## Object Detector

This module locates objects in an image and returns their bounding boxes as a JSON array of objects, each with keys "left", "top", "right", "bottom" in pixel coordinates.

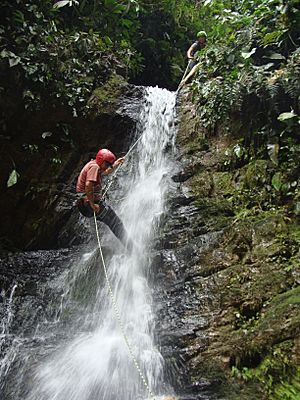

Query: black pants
[
  {"left": 187, "top": 59, "right": 197, "bottom": 72},
  {"left": 78, "top": 200, "right": 131, "bottom": 249}
]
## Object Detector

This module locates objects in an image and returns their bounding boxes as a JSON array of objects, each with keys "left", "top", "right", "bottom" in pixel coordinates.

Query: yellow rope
[
  {"left": 176, "top": 60, "right": 191, "bottom": 92},
  {"left": 93, "top": 212, "right": 156, "bottom": 400}
]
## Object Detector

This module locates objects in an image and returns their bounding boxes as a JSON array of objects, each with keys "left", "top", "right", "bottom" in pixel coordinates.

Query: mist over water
[{"left": 18, "top": 87, "right": 177, "bottom": 400}]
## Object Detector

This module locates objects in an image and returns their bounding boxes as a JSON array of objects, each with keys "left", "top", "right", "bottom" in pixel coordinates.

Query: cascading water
[
  {"left": 0, "top": 284, "right": 19, "bottom": 378},
  {"left": 0, "top": 87, "right": 177, "bottom": 400}
]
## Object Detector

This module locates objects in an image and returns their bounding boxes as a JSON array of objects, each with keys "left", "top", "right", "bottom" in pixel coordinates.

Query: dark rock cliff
[
  {"left": 0, "top": 76, "right": 144, "bottom": 252},
  {"left": 156, "top": 89, "right": 300, "bottom": 399}
]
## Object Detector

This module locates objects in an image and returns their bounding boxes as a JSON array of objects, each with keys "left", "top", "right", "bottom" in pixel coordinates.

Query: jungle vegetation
[
  {"left": 0, "top": 1, "right": 299, "bottom": 398},
  {"left": 189, "top": 0, "right": 300, "bottom": 217},
  {"left": 2, "top": 0, "right": 298, "bottom": 213},
  {"left": 1, "top": 0, "right": 299, "bottom": 129}
]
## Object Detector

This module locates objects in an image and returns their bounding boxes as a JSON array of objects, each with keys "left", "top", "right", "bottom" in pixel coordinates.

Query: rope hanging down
[
  {"left": 93, "top": 214, "right": 156, "bottom": 400},
  {"left": 94, "top": 134, "right": 156, "bottom": 399},
  {"left": 176, "top": 61, "right": 191, "bottom": 92}
]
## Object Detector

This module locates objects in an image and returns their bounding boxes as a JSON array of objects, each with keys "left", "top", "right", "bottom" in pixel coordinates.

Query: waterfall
[
  {"left": 0, "top": 284, "right": 18, "bottom": 378},
  {"left": 10, "top": 87, "right": 177, "bottom": 400}
]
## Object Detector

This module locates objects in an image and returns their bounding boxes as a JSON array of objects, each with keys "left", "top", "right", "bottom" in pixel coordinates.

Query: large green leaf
[
  {"left": 53, "top": 1, "right": 70, "bottom": 9},
  {"left": 277, "top": 111, "right": 297, "bottom": 122},
  {"left": 241, "top": 48, "right": 256, "bottom": 59},
  {"left": 267, "top": 143, "right": 279, "bottom": 165},
  {"left": 42, "top": 131, "right": 53, "bottom": 139},
  {"left": 1, "top": 49, "right": 21, "bottom": 67},
  {"left": 7, "top": 169, "right": 20, "bottom": 188},
  {"left": 233, "top": 144, "right": 244, "bottom": 158},
  {"left": 271, "top": 172, "right": 283, "bottom": 191},
  {"left": 265, "top": 52, "right": 286, "bottom": 60}
]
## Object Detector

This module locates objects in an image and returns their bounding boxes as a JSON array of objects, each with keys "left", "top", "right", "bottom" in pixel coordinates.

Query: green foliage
[
  {"left": 272, "top": 172, "right": 284, "bottom": 191},
  {"left": 232, "top": 343, "right": 300, "bottom": 400},
  {"left": 190, "top": 0, "right": 299, "bottom": 130},
  {"left": 234, "top": 309, "right": 260, "bottom": 331},
  {"left": 132, "top": 0, "right": 216, "bottom": 87},
  {"left": 0, "top": 0, "right": 142, "bottom": 113},
  {"left": 7, "top": 169, "right": 20, "bottom": 188},
  {"left": 278, "top": 110, "right": 298, "bottom": 122},
  {"left": 223, "top": 142, "right": 248, "bottom": 169},
  {"left": 1, "top": 0, "right": 146, "bottom": 189},
  {"left": 1, "top": 0, "right": 299, "bottom": 199},
  {"left": 185, "top": 0, "right": 299, "bottom": 219}
]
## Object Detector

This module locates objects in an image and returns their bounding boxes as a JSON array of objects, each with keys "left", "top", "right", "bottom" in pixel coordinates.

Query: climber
[
  {"left": 187, "top": 31, "right": 207, "bottom": 70},
  {"left": 178, "top": 30, "right": 207, "bottom": 89},
  {"left": 76, "top": 148, "right": 133, "bottom": 251}
]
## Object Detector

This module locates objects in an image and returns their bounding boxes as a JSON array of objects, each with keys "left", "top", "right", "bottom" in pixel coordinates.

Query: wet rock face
[
  {"left": 0, "top": 79, "right": 144, "bottom": 252},
  {"left": 0, "top": 241, "right": 119, "bottom": 400},
  {"left": 155, "top": 91, "right": 300, "bottom": 399},
  {"left": 0, "top": 248, "right": 77, "bottom": 331}
]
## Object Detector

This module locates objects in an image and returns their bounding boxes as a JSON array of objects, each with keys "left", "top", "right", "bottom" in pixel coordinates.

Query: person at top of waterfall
[
  {"left": 187, "top": 31, "right": 207, "bottom": 70},
  {"left": 179, "top": 30, "right": 207, "bottom": 89},
  {"left": 76, "top": 148, "right": 133, "bottom": 251}
]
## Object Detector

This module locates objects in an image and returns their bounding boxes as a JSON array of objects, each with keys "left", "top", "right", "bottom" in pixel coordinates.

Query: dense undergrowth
[
  {"left": 181, "top": 1, "right": 300, "bottom": 398},
  {"left": 0, "top": 0, "right": 203, "bottom": 114},
  {"left": 188, "top": 0, "right": 300, "bottom": 220}
]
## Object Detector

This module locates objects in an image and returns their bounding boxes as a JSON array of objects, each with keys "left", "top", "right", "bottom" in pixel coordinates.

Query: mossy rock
[
  {"left": 232, "top": 333, "right": 300, "bottom": 399},
  {"left": 213, "top": 171, "right": 237, "bottom": 197},
  {"left": 239, "top": 159, "right": 270, "bottom": 190},
  {"left": 189, "top": 170, "right": 213, "bottom": 198},
  {"left": 187, "top": 152, "right": 236, "bottom": 198},
  {"left": 88, "top": 74, "right": 127, "bottom": 115},
  {"left": 176, "top": 98, "right": 206, "bottom": 150},
  {"left": 250, "top": 214, "right": 289, "bottom": 259},
  {"left": 183, "top": 137, "right": 209, "bottom": 155},
  {"left": 269, "top": 286, "right": 300, "bottom": 314},
  {"left": 195, "top": 197, "right": 234, "bottom": 217},
  {"left": 289, "top": 223, "right": 300, "bottom": 245}
]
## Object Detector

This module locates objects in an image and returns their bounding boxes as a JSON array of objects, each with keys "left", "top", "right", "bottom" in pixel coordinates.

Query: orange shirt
[{"left": 76, "top": 159, "right": 102, "bottom": 193}]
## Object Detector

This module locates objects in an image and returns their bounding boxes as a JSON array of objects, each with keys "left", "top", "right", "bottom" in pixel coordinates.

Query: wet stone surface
[{"left": 0, "top": 247, "right": 81, "bottom": 334}]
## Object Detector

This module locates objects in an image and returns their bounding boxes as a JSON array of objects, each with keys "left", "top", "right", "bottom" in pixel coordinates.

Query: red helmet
[{"left": 96, "top": 149, "right": 116, "bottom": 166}]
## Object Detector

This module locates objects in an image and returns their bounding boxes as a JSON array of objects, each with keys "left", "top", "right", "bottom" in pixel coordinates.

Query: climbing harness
[{"left": 93, "top": 133, "right": 156, "bottom": 399}]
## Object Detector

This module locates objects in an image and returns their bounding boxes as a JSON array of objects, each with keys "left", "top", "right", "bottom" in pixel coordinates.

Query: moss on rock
[
  {"left": 213, "top": 171, "right": 237, "bottom": 197},
  {"left": 172, "top": 90, "right": 300, "bottom": 399},
  {"left": 239, "top": 160, "right": 270, "bottom": 191},
  {"left": 189, "top": 170, "right": 213, "bottom": 198},
  {"left": 88, "top": 74, "right": 127, "bottom": 115}
]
